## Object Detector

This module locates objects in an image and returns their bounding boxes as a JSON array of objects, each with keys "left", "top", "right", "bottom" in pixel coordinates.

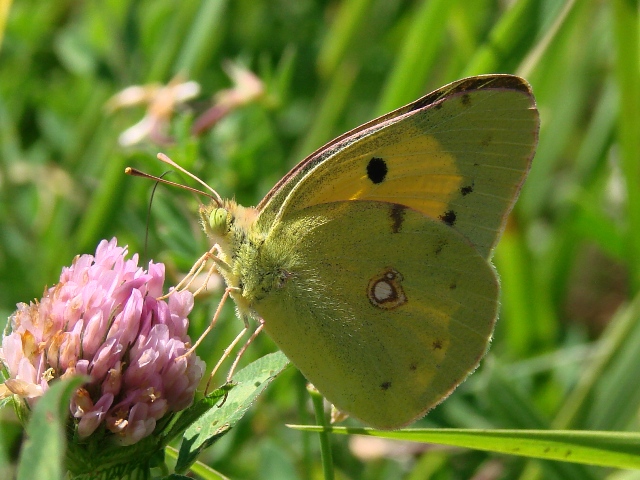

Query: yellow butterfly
[{"left": 199, "top": 74, "right": 539, "bottom": 429}]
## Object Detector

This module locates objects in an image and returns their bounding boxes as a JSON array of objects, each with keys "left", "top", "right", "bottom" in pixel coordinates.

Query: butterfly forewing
[{"left": 256, "top": 75, "right": 538, "bottom": 259}]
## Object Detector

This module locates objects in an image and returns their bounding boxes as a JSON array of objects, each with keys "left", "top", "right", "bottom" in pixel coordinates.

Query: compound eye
[{"left": 209, "top": 208, "right": 228, "bottom": 235}]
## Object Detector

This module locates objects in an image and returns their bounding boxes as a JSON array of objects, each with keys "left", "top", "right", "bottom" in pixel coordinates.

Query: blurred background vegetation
[{"left": 1, "top": 0, "right": 640, "bottom": 478}]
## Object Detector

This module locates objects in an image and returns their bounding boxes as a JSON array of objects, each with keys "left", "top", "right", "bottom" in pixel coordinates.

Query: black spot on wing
[
  {"left": 439, "top": 210, "right": 457, "bottom": 226},
  {"left": 380, "top": 381, "right": 391, "bottom": 391},
  {"left": 461, "top": 184, "right": 474, "bottom": 196},
  {"left": 481, "top": 133, "right": 493, "bottom": 147},
  {"left": 367, "top": 157, "right": 387, "bottom": 184},
  {"left": 390, "top": 204, "right": 406, "bottom": 233},
  {"left": 434, "top": 240, "right": 447, "bottom": 255}
]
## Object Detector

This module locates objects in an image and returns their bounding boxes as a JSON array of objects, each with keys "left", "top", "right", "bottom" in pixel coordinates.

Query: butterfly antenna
[
  {"left": 125, "top": 167, "right": 221, "bottom": 205},
  {"left": 156, "top": 153, "right": 224, "bottom": 206},
  {"left": 143, "top": 171, "right": 169, "bottom": 261}
]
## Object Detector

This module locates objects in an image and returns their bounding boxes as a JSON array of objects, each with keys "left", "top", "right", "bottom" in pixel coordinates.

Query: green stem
[{"left": 309, "top": 386, "right": 334, "bottom": 480}]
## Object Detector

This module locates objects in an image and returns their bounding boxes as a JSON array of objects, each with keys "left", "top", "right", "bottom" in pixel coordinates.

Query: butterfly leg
[
  {"left": 190, "top": 249, "right": 227, "bottom": 297},
  {"left": 226, "top": 319, "right": 265, "bottom": 382},
  {"left": 204, "top": 318, "right": 265, "bottom": 394},
  {"left": 162, "top": 244, "right": 221, "bottom": 298},
  {"left": 178, "top": 285, "right": 237, "bottom": 361},
  {"left": 204, "top": 320, "right": 248, "bottom": 393}
]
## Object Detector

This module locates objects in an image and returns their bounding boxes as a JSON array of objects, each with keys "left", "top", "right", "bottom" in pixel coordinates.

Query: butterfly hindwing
[{"left": 246, "top": 200, "right": 499, "bottom": 429}]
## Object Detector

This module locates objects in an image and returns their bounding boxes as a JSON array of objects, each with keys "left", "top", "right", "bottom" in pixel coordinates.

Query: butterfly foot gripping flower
[{"left": 0, "top": 238, "right": 205, "bottom": 475}]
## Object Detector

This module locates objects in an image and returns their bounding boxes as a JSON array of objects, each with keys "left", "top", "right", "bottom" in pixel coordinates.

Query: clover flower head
[{"left": 0, "top": 238, "right": 205, "bottom": 445}]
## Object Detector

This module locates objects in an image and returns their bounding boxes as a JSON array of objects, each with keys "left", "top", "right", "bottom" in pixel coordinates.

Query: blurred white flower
[
  {"left": 107, "top": 77, "right": 200, "bottom": 146},
  {"left": 192, "top": 62, "right": 265, "bottom": 135}
]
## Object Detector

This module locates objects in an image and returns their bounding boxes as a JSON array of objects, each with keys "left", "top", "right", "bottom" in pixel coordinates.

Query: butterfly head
[
  {"left": 200, "top": 200, "right": 259, "bottom": 247},
  {"left": 199, "top": 199, "right": 261, "bottom": 318}
]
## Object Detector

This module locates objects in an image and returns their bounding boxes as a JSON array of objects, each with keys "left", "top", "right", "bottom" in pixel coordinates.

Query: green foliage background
[{"left": 1, "top": 0, "right": 640, "bottom": 478}]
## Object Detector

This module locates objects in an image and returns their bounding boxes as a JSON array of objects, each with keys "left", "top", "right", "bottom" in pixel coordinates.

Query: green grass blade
[
  {"left": 173, "top": 0, "right": 227, "bottom": 77},
  {"left": 375, "top": 0, "right": 453, "bottom": 115},
  {"left": 290, "top": 426, "right": 640, "bottom": 470},
  {"left": 317, "top": 0, "right": 373, "bottom": 79},
  {"left": 463, "top": 0, "right": 539, "bottom": 75},
  {"left": 612, "top": 0, "right": 640, "bottom": 292}
]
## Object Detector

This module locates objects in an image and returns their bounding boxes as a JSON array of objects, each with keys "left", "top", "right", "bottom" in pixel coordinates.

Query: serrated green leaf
[{"left": 175, "top": 352, "right": 289, "bottom": 473}]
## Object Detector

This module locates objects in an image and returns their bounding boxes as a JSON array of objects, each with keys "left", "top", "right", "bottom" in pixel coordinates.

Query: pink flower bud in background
[{"left": 0, "top": 238, "right": 205, "bottom": 446}]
